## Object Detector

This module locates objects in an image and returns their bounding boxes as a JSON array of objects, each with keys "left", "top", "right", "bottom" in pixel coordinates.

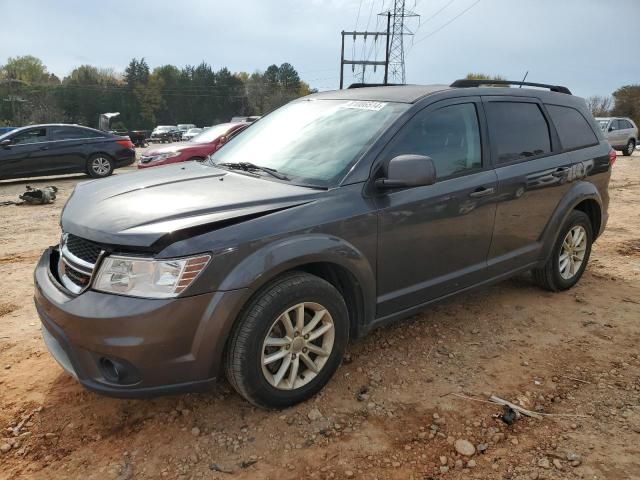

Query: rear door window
[
  {"left": 387, "top": 102, "right": 482, "bottom": 179},
  {"left": 546, "top": 105, "right": 598, "bottom": 150},
  {"left": 485, "top": 101, "right": 551, "bottom": 164},
  {"left": 51, "top": 126, "right": 103, "bottom": 140}
]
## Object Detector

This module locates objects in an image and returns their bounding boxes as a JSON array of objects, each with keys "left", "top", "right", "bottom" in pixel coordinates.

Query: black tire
[
  {"left": 225, "top": 272, "right": 349, "bottom": 409},
  {"left": 532, "top": 210, "right": 593, "bottom": 292},
  {"left": 623, "top": 139, "right": 636, "bottom": 156},
  {"left": 87, "top": 154, "right": 114, "bottom": 178}
]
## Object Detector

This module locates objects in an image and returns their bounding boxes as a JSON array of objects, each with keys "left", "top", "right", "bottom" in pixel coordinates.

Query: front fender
[
  {"left": 218, "top": 234, "right": 376, "bottom": 317},
  {"left": 540, "top": 180, "right": 603, "bottom": 261}
]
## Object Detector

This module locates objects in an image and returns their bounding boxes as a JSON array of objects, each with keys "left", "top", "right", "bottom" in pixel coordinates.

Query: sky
[{"left": 0, "top": 0, "right": 638, "bottom": 98}]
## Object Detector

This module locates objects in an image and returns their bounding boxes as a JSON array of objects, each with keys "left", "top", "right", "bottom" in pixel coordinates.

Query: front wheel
[
  {"left": 532, "top": 210, "right": 593, "bottom": 291},
  {"left": 623, "top": 139, "right": 636, "bottom": 156},
  {"left": 87, "top": 154, "right": 114, "bottom": 178},
  {"left": 225, "top": 272, "right": 349, "bottom": 408}
]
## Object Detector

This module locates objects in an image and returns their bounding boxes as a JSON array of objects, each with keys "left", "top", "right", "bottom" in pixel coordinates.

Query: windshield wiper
[{"left": 216, "top": 162, "right": 290, "bottom": 180}]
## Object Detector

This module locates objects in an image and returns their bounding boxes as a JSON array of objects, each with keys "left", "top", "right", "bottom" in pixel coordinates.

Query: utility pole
[
  {"left": 378, "top": 0, "right": 419, "bottom": 84},
  {"left": 339, "top": 12, "right": 391, "bottom": 89}
]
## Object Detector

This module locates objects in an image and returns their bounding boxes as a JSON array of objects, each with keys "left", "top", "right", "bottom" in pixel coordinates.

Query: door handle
[
  {"left": 469, "top": 186, "right": 495, "bottom": 198},
  {"left": 551, "top": 167, "right": 570, "bottom": 177}
]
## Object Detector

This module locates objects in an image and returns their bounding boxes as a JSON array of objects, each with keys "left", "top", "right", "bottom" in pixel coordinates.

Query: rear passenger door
[
  {"left": 608, "top": 120, "right": 625, "bottom": 147},
  {"left": 484, "top": 97, "right": 575, "bottom": 276},
  {"left": 49, "top": 126, "right": 102, "bottom": 173}
]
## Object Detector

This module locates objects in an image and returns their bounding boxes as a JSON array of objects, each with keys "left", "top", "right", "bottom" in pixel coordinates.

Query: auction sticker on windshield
[{"left": 341, "top": 101, "right": 387, "bottom": 111}]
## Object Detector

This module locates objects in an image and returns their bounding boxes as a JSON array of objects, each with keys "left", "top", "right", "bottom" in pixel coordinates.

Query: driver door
[
  {"left": 375, "top": 98, "right": 498, "bottom": 317},
  {"left": 0, "top": 127, "right": 50, "bottom": 179}
]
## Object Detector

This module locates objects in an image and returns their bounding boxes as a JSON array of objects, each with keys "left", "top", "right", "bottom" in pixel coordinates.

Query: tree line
[{"left": 0, "top": 55, "right": 316, "bottom": 130}]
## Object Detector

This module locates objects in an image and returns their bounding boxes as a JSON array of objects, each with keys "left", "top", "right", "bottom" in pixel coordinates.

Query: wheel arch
[
  {"left": 540, "top": 181, "right": 603, "bottom": 262},
  {"left": 217, "top": 234, "right": 376, "bottom": 337}
]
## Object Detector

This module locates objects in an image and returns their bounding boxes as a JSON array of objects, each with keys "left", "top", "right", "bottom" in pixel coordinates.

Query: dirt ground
[{"left": 0, "top": 152, "right": 639, "bottom": 480}]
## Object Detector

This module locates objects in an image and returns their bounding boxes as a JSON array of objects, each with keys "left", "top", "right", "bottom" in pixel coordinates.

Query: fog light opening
[{"left": 100, "top": 357, "right": 123, "bottom": 382}]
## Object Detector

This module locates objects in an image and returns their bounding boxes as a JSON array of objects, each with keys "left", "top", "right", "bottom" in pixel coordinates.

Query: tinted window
[
  {"left": 387, "top": 103, "right": 482, "bottom": 179},
  {"left": 485, "top": 102, "right": 551, "bottom": 163},
  {"left": 11, "top": 128, "right": 47, "bottom": 145},
  {"left": 546, "top": 105, "right": 597, "bottom": 150},
  {"left": 51, "top": 126, "right": 103, "bottom": 140},
  {"left": 611, "top": 120, "right": 622, "bottom": 130},
  {"left": 620, "top": 119, "right": 633, "bottom": 129}
]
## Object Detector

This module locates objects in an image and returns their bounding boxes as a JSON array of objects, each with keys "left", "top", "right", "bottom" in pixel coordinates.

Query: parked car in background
[
  {"left": 0, "top": 126, "right": 17, "bottom": 136},
  {"left": 150, "top": 125, "right": 178, "bottom": 143},
  {"left": 230, "top": 116, "right": 261, "bottom": 123},
  {"left": 138, "top": 122, "right": 248, "bottom": 169},
  {"left": 0, "top": 124, "right": 135, "bottom": 180},
  {"left": 177, "top": 124, "right": 196, "bottom": 140},
  {"left": 181, "top": 128, "right": 202, "bottom": 141},
  {"left": 35, "top": 80, "right": 612, "bottom": 407},
  {"left": 595, "top": 117, "right": 637, "bottom": 156}
]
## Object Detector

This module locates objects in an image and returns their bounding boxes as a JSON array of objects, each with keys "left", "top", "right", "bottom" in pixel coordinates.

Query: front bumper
[{"left": 34, "top": 247, "right": 249, "bottom": 397}]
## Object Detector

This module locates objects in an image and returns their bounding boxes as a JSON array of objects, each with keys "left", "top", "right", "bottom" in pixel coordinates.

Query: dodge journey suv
[{"left": 35, "top": 79, "right": 612, "bottom": 408}]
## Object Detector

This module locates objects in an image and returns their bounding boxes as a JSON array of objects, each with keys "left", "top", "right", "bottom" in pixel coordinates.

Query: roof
[{"left": 307, "top": 84, "right": 452, "bottom": 104}]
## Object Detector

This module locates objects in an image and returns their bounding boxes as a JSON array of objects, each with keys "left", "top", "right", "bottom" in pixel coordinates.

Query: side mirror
[
  {"left": 376, "top": 154, "right": 436, "bottom": 189},
  {"left": 0, "top": 139, "right": 11, "bottom": 148}
]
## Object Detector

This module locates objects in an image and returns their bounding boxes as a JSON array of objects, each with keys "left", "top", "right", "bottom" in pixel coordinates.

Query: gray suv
[
  {"left": 595, "top": 116, "right": 637, "bottom": 156},
  {"left": 34, "top": 79, "right": 612, "bottom": 408}
]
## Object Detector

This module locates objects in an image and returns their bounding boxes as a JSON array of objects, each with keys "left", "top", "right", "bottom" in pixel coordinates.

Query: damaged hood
[{"left": 61, "top": 162, "right": 319, "bottom": 248}]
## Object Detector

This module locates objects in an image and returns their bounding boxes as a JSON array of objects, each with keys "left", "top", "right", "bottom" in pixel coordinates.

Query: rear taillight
[
  {"left": 116, "top": 139, "right": 134, "bottom": 149},
  {"left": 608, "top": 148, "right": 616, "bottom": 167}
]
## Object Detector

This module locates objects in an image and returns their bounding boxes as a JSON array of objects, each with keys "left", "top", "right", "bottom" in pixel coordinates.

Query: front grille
[
  {"left": 65, "top": 234, "right": 102, "bottom": 264},
  {"left": 57, "top": 233, "right": 104, "bottom": 294},
  {"left": 64, "top": 265, "right": 91, "bottom": 288}
]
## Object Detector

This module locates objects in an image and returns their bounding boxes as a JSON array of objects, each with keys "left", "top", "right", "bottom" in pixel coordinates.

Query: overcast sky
[{"left": 1, "top": 0, "right": 638, "bottom": 98}]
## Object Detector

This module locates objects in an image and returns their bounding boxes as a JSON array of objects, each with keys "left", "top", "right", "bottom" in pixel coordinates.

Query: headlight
[
  {"left": 151, "top": 151, "right": 182, "bottom": 161},
  {"left": 94, "top": 254, "right": 210, "bottom": 298}
]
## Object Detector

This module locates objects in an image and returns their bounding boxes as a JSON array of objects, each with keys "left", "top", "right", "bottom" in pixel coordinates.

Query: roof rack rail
[
  {"left": 347, "top": 83, "right": 402, "bottom": 89},
  {"left": 450, "top": 79, "right": 572, "bottom": 95}
]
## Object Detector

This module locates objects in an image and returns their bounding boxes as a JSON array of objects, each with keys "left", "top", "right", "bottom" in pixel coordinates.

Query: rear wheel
[
  {"left": 532, "top": 210, "right": 592, "bottom": 291},
  {"left": 623, "top": 139, "right": 636, "bottom": 156},
  {"left": 87, "top": 154, "right": 114, "bottom": 178},
  {"left": 225, "top": 272, "right": 349, "bottom": 408}
]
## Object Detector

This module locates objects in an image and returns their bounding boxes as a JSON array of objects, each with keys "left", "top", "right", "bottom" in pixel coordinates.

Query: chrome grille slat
[{"left": 58, "top": 233, "right": 104, "bottom": 294}]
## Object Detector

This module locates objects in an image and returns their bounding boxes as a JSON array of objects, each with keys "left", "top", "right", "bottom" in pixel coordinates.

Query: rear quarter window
[{"left": 546, "top": 105, "right": 598, "bottom": 151}]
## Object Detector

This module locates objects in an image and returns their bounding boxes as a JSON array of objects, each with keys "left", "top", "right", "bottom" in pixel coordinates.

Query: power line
[{"left": 410, "top": 0, "right": 481, "bottom": 48}]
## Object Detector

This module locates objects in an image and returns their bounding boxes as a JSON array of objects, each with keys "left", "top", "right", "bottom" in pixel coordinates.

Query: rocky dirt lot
[{"left": 0, "top": 153, "right": 639, "bottom": 480}]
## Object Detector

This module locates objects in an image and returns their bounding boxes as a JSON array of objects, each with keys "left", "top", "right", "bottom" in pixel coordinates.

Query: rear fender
[{"left": 540, "top": 181, "right": 602, "bottom": 262}]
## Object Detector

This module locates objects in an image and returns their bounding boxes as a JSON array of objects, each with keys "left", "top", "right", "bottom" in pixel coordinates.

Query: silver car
[{"left": 595, "top": 117, "right": 638, "bottom": 156}]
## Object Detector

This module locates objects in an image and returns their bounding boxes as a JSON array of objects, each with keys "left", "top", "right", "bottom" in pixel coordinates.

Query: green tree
[{"left": 612, "top": 85, "right": 640, "bottom": 128}]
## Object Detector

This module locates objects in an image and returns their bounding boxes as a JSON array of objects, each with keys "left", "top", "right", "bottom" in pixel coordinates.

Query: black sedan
[{"left": 0, "top": 124, "right": 136, "bottom": 181}]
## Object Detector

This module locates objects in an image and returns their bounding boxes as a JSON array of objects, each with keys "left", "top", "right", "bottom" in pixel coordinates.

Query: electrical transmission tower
[{"left": 379, "top": 0, "right": 419, "bottom": 84}]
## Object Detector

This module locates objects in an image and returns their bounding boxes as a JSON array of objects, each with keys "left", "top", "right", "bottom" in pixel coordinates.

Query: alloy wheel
[
  {"left": 91, "top": 157, "right": 111, "bottom": 176},
  {"left": 261, "top": 302, "right": 335, "bottom": 390},
  {"left": 558, "top": 225, "right": 587, "bottom": 280}
]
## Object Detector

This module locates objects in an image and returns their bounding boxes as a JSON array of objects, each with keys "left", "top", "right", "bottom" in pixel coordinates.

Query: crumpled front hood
[{"left": 61, "top": 162, "right": 319, "bottom": 248}]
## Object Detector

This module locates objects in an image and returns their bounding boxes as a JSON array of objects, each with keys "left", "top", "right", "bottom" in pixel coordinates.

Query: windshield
[
  {"left": 191, "top": 124, "right": 232, "bottom": 143},
  {"left": 187, "top": 128, "right": 201, "bottom": 134},
  {"left": 209, "top": 99, "right": 408, "bottom": 187},
  {"left": 155, "top": 126, "right": 172, "bottom": 132}
]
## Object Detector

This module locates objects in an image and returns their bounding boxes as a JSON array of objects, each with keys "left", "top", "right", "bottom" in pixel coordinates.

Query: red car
[{"left": 138, "top": 122, "right": 248, "bottom": 169}]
